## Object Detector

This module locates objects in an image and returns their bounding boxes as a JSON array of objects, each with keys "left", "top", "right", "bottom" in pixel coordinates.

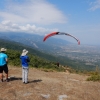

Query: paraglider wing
[
  {"left": 58, "top": 32, "right": 80, "bottom": 45},
  {"left": 43, "top": 32, "right": 59, "bottom": 41},
  {"left": 43, "top": 32, "right": 80, "bottom": 45}
]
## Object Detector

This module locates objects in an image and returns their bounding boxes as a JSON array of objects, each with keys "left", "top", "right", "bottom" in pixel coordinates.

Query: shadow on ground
[{"left": 9, "top": 77, "right": 42, "bottom": 83}]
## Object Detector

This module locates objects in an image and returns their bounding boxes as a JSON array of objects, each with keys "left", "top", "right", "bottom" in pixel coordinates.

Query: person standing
[
  {"left": 0, "top": 48, "right": 9, "bottom": 82},
  {"left": 20, "top": 49, "right": 30, "bottom": 84}
]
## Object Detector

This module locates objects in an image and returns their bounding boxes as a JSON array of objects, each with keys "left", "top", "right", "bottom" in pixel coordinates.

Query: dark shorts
[{"left": 0, "top": 64, "right": 8, "bottom": 74}]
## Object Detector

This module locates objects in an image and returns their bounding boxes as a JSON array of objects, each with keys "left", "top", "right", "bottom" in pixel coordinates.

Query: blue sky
[{"left": 0, "top": 0, "right": 100, "bottom": 45}]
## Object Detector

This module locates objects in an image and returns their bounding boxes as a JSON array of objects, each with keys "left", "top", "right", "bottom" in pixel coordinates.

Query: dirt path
[{"left": 0, "top": 67, "right": 100, "bottom": 100}]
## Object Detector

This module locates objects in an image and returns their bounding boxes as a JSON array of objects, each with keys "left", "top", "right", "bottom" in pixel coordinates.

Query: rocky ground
[{"left": 0, "top": 66, "right": 100, "bottom": 100}]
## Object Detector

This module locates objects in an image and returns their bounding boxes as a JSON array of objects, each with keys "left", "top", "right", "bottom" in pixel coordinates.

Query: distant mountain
[
  {"left": 0, "top": 37, "right": 99, "bottom": 71},
  {"left": 0, "top": 32, "right": 71, "bottom": 54},
  {"left": 0, "top": 38, "right": 72, "bottom": 66},
  {"left": 1, "top": 32, "right": 100, "bottom": 71}
]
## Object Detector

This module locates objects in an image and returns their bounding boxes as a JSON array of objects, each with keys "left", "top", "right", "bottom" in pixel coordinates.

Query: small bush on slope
[{"left": 87, "top": 75, "right": 100, "bottom": 81}]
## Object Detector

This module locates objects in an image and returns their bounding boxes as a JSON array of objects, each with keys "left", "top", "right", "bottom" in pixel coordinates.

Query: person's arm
[
  {"left": 27, "top": 57, "right": 30, "bottom": 62},
  {"left": 5, "top": 58, "right": 8, "bottom": 63},
  {"left": 5, "top": 55, "right": 8, "bottom": 63}
]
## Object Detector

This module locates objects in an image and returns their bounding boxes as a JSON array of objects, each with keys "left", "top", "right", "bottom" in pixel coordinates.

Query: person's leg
[
  {"left": 3, "top": 64, "right": 9, "bottom": 82},
  {"left": 22, "top": 67, "right": 25, "bottom": 83},
  {"left": 24, "top": 67, "right": 29, "bottom": 83},
  {"left": 5, "top": 73, "right": 8, "bottom": 79},
  {"left": 0, "top": 73, "right": 3, "bottom": 82},
  {"left": 0, "top": 67, "right": 3, "bottom": 82}
]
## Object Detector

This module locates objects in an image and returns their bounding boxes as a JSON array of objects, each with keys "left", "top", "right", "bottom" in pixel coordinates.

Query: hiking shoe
[
  {"left": 0, "top": 79, "right": 3, "bottom": 82},
  {"left": 5, "top": 79, "right": 9, "bottom": 82},
  {"left": 24, "top": 82, "right": 29, "bottom": 84}
]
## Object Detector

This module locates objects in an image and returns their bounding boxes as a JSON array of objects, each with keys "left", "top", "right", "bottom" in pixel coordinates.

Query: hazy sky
[{"left": 0, "top": 0, "right": 100, "bottom": 45}]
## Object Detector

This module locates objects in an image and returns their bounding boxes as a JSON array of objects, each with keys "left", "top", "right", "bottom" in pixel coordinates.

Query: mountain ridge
[
  {"left": 0, "top": 38, "right": 98, "bottom": 71},
  {"left": 0, "top": 32, "right": 100, "bottom": 71}
]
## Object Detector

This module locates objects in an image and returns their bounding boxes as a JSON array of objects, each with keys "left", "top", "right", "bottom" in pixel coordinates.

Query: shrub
[{"left": 87, "top": 75, "right": 100, "bottom": 81}]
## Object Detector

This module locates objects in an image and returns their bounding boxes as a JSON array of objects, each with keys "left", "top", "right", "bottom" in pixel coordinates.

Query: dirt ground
[{"left": 0, "top": 66, "right": 100, "bottom": 100}]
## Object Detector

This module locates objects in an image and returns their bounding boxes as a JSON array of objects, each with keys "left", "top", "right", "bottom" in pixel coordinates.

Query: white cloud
[
  {"left": 0, "top": 0, "right": 65, "bottom": 34},
  {"left": 0, "top": 0, "right": 67, "bottom": 25},
  {"left": 0, "top": 20, "right": 58, "bottom": 34},
  {"left": 89, "top": 0, "right": 100, "bottom": 11}
]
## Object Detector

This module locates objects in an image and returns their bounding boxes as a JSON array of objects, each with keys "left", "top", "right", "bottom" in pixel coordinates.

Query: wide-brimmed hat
[
  {"left": 0, "top": 48, "right": 7, "bottom": 52},
  {"left": 21, "top": 49, "right": 28, "bottom": 56}
]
